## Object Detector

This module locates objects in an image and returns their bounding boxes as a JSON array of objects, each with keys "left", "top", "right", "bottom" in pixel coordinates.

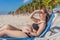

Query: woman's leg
[
  {"left": 0, "top": 24, "right": 33, "bottom": 31},
  {"left": 0, "top": 24, "right": 20, "bottom": 31},
  {"left": 0, "top": 30, "right": 28, "bottom": 38}
]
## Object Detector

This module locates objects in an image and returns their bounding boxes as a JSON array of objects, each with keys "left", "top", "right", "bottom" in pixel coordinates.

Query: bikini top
[
  {"left": 32, "top": 20, "right": 46, "bottom": 31},
  {"left": 32, "top": 13, "right": 46, "bottom": 31}
]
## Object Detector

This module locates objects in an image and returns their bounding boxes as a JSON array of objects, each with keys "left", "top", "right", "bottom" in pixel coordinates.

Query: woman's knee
[
  {"left": 4, "top": 24, "right": 9, "bottom": 26},
  {"left": 3, "top": 24, "right": 11, "bottom": 29}
]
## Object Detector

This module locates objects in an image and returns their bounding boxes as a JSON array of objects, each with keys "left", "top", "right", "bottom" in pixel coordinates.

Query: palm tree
[{"left": 14, "top": 0, "right": 60, "bottom": 14}]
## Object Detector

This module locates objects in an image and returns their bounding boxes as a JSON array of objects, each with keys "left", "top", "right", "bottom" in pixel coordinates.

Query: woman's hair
[{"left": 40, "top": 7, "right": 50, "bottom": 23}]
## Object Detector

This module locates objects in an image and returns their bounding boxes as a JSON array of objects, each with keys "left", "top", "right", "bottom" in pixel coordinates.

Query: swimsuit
[
  {"left": 32, "top": 23, "right": 39, "bottom": 31},
  {"left": 25, "top": 23, "right": 39, "bottom": 37},
  {"left": 19, "top": 13, "right": 46, "bottom": 37},
  {"left": 19, "top": 23, "right": 39, "bottom": 38}
]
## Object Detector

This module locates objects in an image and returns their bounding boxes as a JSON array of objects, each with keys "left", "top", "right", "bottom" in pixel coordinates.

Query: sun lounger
[{"left": 0, "top": 13, "right": 57, "bottom": 40}]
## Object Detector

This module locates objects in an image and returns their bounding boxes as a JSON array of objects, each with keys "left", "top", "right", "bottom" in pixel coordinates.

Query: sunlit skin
[{"left": 0, "top": 9, "right": 47, "bottom": 38}]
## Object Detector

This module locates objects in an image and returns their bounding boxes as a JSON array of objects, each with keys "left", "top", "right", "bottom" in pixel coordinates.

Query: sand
[{"left": 0, "top": 14, "right": 60, "bottom": 40}]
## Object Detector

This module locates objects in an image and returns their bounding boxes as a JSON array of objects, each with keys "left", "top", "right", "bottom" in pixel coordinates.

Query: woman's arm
[
  {"left": 29, "top": 10, "right": 40, "bottom": 24},
  {"left": 30, "top": 14, "right": 46, "bottom": 36},
  {"left": 30, "top": 23, "right": 46, "bottom": 36}
]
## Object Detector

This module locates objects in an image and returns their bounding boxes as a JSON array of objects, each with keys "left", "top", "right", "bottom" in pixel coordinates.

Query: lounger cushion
[
  {"left": 0, "top": 13, "right": 55, "bottom": 40},
  {"left": 39, "top": 13, "right": 55, "bottom": 38}
]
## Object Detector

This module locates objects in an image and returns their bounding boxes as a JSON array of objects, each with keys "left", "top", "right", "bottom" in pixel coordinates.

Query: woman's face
[
  {"left": 39, "top": 9, "right": 45, "bottom": 16},
  {"left": 39, "top": 9, "right": 45, "bottom": 14}
]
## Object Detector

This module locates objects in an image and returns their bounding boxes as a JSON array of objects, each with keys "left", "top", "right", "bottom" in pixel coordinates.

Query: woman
[{"left": 0, "top": 8, "right": 50, "bottom": 38}]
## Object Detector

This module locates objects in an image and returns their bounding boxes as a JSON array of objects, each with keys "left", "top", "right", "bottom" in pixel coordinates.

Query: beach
[{"left": 0, "top": 14, "right": 60, "bottom": 40}]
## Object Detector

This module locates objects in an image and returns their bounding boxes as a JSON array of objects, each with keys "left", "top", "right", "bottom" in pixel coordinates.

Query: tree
[{"left": 14, "top": 0, "right": 60, "bottom": 14}]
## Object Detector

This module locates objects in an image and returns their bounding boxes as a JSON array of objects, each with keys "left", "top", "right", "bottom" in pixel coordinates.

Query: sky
[{"left": 0, "top": 0, "right": 33, "bottom": 14}]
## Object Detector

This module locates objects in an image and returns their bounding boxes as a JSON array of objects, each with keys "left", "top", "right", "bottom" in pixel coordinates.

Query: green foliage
[{"left": 14, "top": 0, "right": 60, "bottom": 14}]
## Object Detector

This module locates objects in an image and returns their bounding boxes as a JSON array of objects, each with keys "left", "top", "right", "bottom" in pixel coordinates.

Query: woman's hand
[
  {"left": 22, "top": 26, "right": 32, "bottom": 34},
  {"left": 34, "top": 10, "right": 40, "bottom": 13},
  {"left": 33, "top": 29, "right": 37, "bottom": 33},
  {"left": 22, "top": 29, "right": 31, "bottom": 33}
]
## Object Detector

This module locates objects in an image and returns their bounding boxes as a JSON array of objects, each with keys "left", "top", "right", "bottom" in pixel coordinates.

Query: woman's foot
[{"left": 0, "top": 30, "right": 5, "bottom": 36}]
